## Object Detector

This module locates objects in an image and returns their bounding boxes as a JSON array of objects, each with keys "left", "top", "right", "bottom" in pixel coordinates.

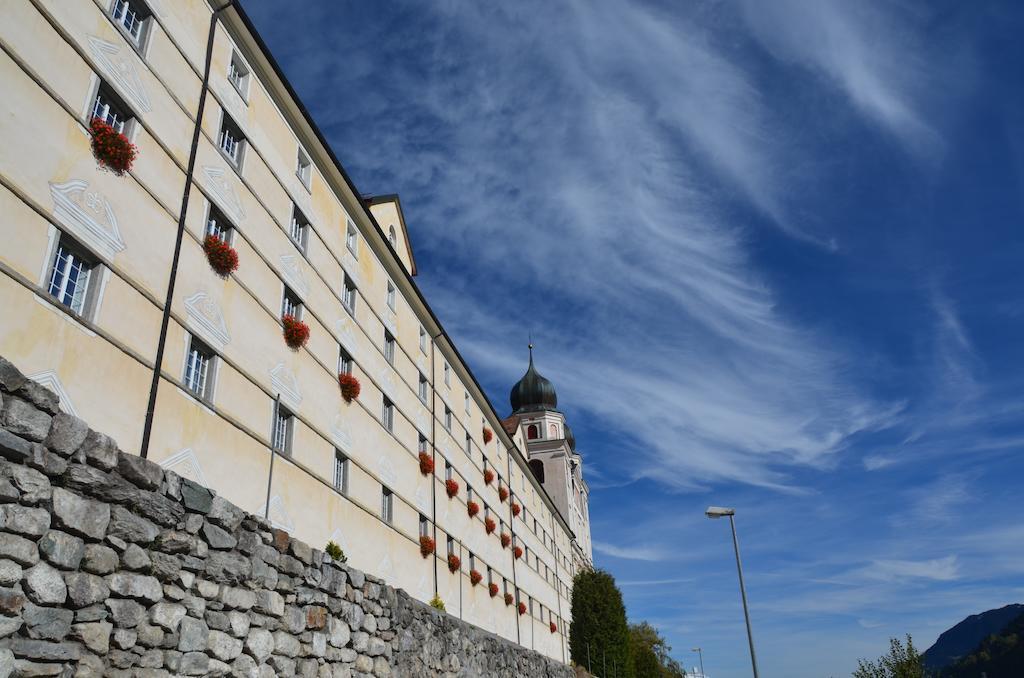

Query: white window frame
[
  {"left": 419, "top": 326, "right": 427, "bottom": 354},
  {"left": 183, "top": 335, "right": 216, "bottom": 402},
  {"left": 110, "top": 0, "right": 152, "bottom": 52},
  {"left": 333, "top": 450, "right": 349, "bottom": 495},
  {"left": 419, "top": 514, "right": 429, "bottom": 538},
  {"left": 272, "top": 404, "right": 294, "bottom": 454},
  {"left": 281, "top": 287, "right": 302, "bottom": 320},
  {"left": 288, "top": 204, "right": 309, "bottom": 252},
  {"left": 47, "top": 235, "right": 99, "bottom": 319},
  {"left": 296, "top": 146, "right": 312, "bottom": 189},
  {"left": 384, "top": 331, "right": 396, "bottom": 365},
  {"left": 464, "top": 433, "right": 472, "bottom": 457},
  {"left": 381, "top": 488, "right": 393, "bottom": 524},
  {"left": 418, "top": 373, "right": 428, "bottom": 402},
  {"left": 386, "top": 280, "right": 396, "bottom": 311},
  {"left": 382, "top": 397, "right": 394, "bottom": 432},
  {"left": 204, "top": 203, "right": 233, "bottom": 243},
  {"left": 342, "top": 274, "right": 357, "bottom": 315},
  {"left": 338, "top": 347, "right": 353, "bottom": 376},
  {"left": 218, "top": 113, "right": 246, "bottom": 170},
  {"left": 443, "top": 362, "right": 451, "bottom": 386},
  {"left": 227, "top": 51, "right": 250, "bottom": 100},
  {"left": 444, "top": 407, "right": 452, "bottom": 432},
  {"left": 90, "top": 84, "right": 133, "bottom": 135},
  {"left": 345, "top": 221, "right": 358, "bottom": 257},
  {"left": 418, "top": 435, "right": 428, "bottom": 456},
  {"left": 445, "top": 462, "right": 453, "bottom": 482}
]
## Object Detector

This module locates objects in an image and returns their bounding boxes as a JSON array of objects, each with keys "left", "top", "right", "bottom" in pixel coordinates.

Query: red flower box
[
  {"left": 484, "top": 518, "right": 496, "bottom": 535},
  {"left": 467, "top": 501, "right": 480, "bottom": 518},
  {"left": 483, "top": 469, "right": 495, "bottom": 486},
  {"left": 445, "top": 478, "right": 459, "bottom": 499},
  {"left": 511, "top": 502, "right": 521, "bottom": 517},
  {"left": 518, "top": 602, "right": 527, "bottom": 616},
  {"left": 338, "top": 373, "right": 361, "bottom": 402},
  {"left": 89, "top": 118, "right": 137, "bottom": 176},
  {"left": 482, "top": 427, "right": 493, "bottom": 444},
  {"left": 500, "top": 533, "right": 511, "bottom": 549},
  {"left": 282, "top": 314, "right": 309, "bottom": 349},
  {"left": 489, "top": 583, "right": 499, "bottom": 598},
  {"left": 470, "top": 570, "right": 483, "bottom": 586},
  {"left": 513, "top": 546, "right": 523, "bottom": 560},
  {"left": 419, "top": 535, "right": 435, "bottom": 558},
  {"left": 504, "top": 593, "right": 514, "bottom": 606},
  {"left": 418, "top": 452, "right": 434, "bottom": 476},
  {"left": 498, "top": 486, "right": 509, "bottom": 503},
  {"left": 447, "top": 553, "right": 461, "bottom": 573},
  {"left": 203, "top": 235, "right": 238, "bottom": 276},
  {"left": 550, "top": 622, "right": 557, "bottom": 634}
]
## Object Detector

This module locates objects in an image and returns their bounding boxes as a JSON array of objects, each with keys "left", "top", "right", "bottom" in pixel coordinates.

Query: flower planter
[
  {"left": 445, "top": 478, "right": 459, "bottom": 499},
  {"left": 500, "top": 533, "right": 511, "bottom": 549},
  {"left": 498, "top": 486, "right": 509, "bottom": 503},
  {"left": 467, "top": 501, "right": 480, "bottom": 518},
  {"left": 513, "top": 546, "right": 523, "bottom": 560},
  {"left": 489, "top": 583, "right": 499, "bottom": 598},
  {"left": 338, "top": 373, "right": 361, "bottom": 402},
  {"left": 483, "top": 469, "right": 495, "bottom": 486},
  {"left": 203, "top": 235, "right": 238, "bottom": 276},
  {"left": 504, "top": 593, "right": 514, "bottom": 607},
  {"left": 482, "top": 427, "right": 493, "bottom": 444},
  {"left": 511, "top": 502, "right": 521, "bottom": 517},
  {"left": 484, "top": 518, "right": 496, "bottom": 535},
  {"left": 518, "top": 602, "right": 527, "bottom": 616},
  {"left": 89, "top": 118, "right": 137, "bottom": 176},
  {"left": 470, "top": 570, "right": 483, "bottom": 586},
  {"left": 447, "top": 553, "right": 461, "bottom": 573},
  {"left": 419, "top": 535, "right": 435, "bottom": 558},
  {"left": 418, "top": 452, "right": 434, "bottom": 476},
  {"left": 282, "top": 314, "right": 309, "bottom": 349},
  {"left": 550, "top": 622, "right": 557, "bottom": 634}
]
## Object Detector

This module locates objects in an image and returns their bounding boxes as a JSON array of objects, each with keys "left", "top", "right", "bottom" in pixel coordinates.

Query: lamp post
[
  {"left": 706, "top": 506, "right": 759, "bottom": 678},
  {"left": 691, "top": 647, "right": 705, "bottom": 677}
]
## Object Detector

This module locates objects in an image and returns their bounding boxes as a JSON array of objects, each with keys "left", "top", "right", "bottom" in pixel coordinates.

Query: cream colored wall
[
  {"left": 366, "top": 200, "right": 414, "bottom": 277},
  {"left": 0, "top": 0, "right": 574, "bottom": 661}
]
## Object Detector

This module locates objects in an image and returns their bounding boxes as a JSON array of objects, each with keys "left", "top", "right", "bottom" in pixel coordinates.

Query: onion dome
[
  {"left": 563, "top": 423, "right": 576, "bottom": 452},
  {"left": 510, "top": 345, "right": 558, "bottom": 414}
]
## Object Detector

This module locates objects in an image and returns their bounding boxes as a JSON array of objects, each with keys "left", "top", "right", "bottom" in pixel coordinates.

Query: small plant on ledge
[
  {"left": 324, "top": 541, "right": 346, "bottom": 563},
  {"left": 513, "top": 546, "right": 523, "bottom": 560},
  {"left": 418, "top": 452, "right": 434, "bottom": 476},
  {"left": 511, "top": 502, "right": 521, "bottom": 517},
  {"left": 500, "top": 533, "right": 511, "bottom": 549},
  {"left": 550, "top": 621, "right": 557, "bottom": 634},
  {"left": 470, "top": 570, "right": 483, "bottom": 586},
  {"left": 89, "top": 118, "right": 137, "bottom": 176},
  {"left": 489, "top": 583, "right": 499, "bottom": 598},
  {"left": 429, "top": 595, "right": 445, "bottom": 612},
  {"left": 338, "top": 373, "right": 361, "bottom": 402},
  {"left": 518, "top": 602, "right": 527, "bottom": 616},
  {"left": 482, "top": 427, "right": 493, "bottom": 444},
  {"left": 504, "top": 593, "right": 514, "bottom": 607},
  {"left": 203, "top": 235, "right": 238, "bottom": 277},
  {"left": 447, "top": 553, "right": 461, "bottom": 573},
  {"left": 498, "top": 486, "right": 509, "bottom": 503},
  {"left": 483, "top": 469, "right": 495, "bottom": 485},
  {"left": 282, "top": 314, "right": 309, "bottom": 349},
  {"left": 467, "top": 501, "right": 480, "bottom": 518},
  {"left": 445, "top": 478, "right": 459, "bottom": 499},
  {"left": 419, "top": 535, "right": 435, "bottom": 558},
  {"left": 484, "top": 517, "right": 496, "bottom": 535}
]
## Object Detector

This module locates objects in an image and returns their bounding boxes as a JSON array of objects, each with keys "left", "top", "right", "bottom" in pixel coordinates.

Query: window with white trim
[
  {"left": 388, "top": 225, "right": 397, "bottom": 248},
  {"left": 345, "top": 221, "right": 358, "bottom": 256},
  {"left": 296, "top": 147, "right": 312, "bottom": 188},
  {"left": 419, "top": 514, "right": 429, "bottom": 538},
  {"left": 444, "top": 406, "right": 452, "bottom": 432},
  {"left": 227, "top": 52, "right": 249, "bottom": 98},
  {"left": 468, "top": 552, "right": 475, "bottom": 572},
  {"left": 333, "top": 450, "right": 349, "bottom": 495},
  {"left": 288, "top": 204, "right": 309, "bottom": 252},
  {"left": 464, "top": 391, "right": 470, "bottom": 412},
  {"left": 91, "top": 84, "right": 132, "bottom": 134},
  {"left": 419, "top": 326, "right": 427, "bottom": 354},
  {"left": 342, "top": 274, "right": 357, "bottom": 314},
  {"left": 338, "top": 347, "right": 353, "bottom": 376},
  {"left": 382, "top": 397, "right": 394, "bottom": 432},
  {"left": 383, "top": 331, "right": 396, "bottom": 365},
  {"left": 272, "top": 404, "right": 294, "bottom": 454},
  {"left": 381, "top": 487, "right": 393, "bottom": 524},
  {"left": 218, "top": 114, "right": 245, "bottom": 169},
  {"left": 446, "top": 536, "right": 455, "bottom": 558},
  {"left": 443, "top": 362, "right": 451, "bottom": 386},
  {"left": 418, "top": 373, "right": 428, "bottom": 402},
  {"left": 464, "top": 433, "right": 471, "bottom": 458},
  {"left": 204, "top": 205, "right": 232, "bottom": 243},
  {"left": 281, "top": 287, "right": 302, "bottom": 320},
  {"left": 418, "top": 435, "right": 428, "bottom": 456},
  {"left": 445, "top": 462, "right": 453, "bottom": 482},
  {"left": 110, "top": 0, "right": 151, "bottom": 49},
  {"left": 386, "top": 280, "right": 396, "bottom": 311},
  {"left": 47, "top": 235, "right": 97, "bottom": 318},
  {"left": 183, "top": 336, "right": 215, "bottom": 401}
]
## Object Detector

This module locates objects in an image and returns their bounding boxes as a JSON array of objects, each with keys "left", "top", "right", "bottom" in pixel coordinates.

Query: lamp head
[{"left": 705, "top": 506, "right": 735, "bottom": 518}]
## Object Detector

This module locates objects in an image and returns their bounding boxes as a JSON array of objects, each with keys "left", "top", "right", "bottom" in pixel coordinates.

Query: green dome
[{"left": 510, "top": 347, "right": 558, "bottom": 414}]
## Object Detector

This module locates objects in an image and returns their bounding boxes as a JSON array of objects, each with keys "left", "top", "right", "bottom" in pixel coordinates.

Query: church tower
[{"left": 503, "top": 346, "right": 593, "bottom": 571}]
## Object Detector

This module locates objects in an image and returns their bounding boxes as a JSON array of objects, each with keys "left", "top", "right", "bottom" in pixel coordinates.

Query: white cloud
[
  {"left": 592, "top": 541, "right": 671, "bottom": 562},
  {"left": 864, "top": 555, "right": 960, "bottom": 582}
]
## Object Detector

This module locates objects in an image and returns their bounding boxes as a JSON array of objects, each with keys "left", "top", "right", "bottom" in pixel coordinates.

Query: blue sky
[{"left": 246, "top": 2, "right": 1024, "bottom": 676}]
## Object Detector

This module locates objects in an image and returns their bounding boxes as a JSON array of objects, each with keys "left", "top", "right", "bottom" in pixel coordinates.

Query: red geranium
[
  {"left": 447, "top": 553, "right": 461, "bottom": 573},
  {"left": 203, "top": 235, "right": 238, "bottom": 276},
  {"left": 500, "top": 533, "right": 511, "bottom": 549},
  {"left": 504, "top": 593, "right": 514, "bottom": 606},
  {"left": 282, "top": 314, "right": 309, "bottom": 349},
  {"left": 489, "top": 583, "right": 499, "bottom": 598},
  {"left": 484, "top": 518, "right": 496, "bottom": 535},
  {"left": 467, "top": 501, "right": 480, "bottom": 518},
  {"left": 445, "top": 478, "right": 459, "bottom": 499},
  {"left": 418, "top": 452, "right": 434, "bottom": 476},
  {"left": 498, "top": 486, "right": 509, "bottom": 503},
  {"left": 482, "top": 427, "right": 493, "bottom": 444},
  {"left": 89, "top": 118, "right": 137, "bottom": 176},
  {"left": 338, "top": 373, "right": 361, "bottom": 402},
  {"left": 483, "top": 469, "right": 495, "bottom": 485},
  {"left": 470, "top": 570, "right": 483, "bottom": 586},
  {"left": 513, "top": 546, "right": 523, "bottom": 560},
  {"left": 511, "top": 502, "right": 521, "bottom": 517},
  {"left": 419, "top": 535, "right": 435, "bottom": 558},
  {"left": 518, "top": 602, "right": 527, "bottom": 616},
  {"left": 550, "top": 621, "right": 557, "bottom": 634}
]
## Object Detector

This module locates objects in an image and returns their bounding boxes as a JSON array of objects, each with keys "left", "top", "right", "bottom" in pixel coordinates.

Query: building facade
[{"left": 0, "top": 0, "right": 591, "bottom": 662}]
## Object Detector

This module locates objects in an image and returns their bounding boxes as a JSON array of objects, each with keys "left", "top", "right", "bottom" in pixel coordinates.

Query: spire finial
[{"left": 528, "top": 333, "right": 534, "bottom": 363}]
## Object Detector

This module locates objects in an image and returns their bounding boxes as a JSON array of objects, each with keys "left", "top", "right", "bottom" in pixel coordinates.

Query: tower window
[
  {"left": 388, "top": 225, "right": 397, "bottom": 248},
  {"left": 419, "top": 514, "right": 429, "bottom": 537},
  {"left": 529, "top": 459, "right": 545, "bottom": 483},
  {"left": 419, "top": 326, "right": 427, "bottom": 354},
  {"left": 443, "top": 407, "right": 452, "bottom": 431},
  {"left": 527, "top": 424, "right": 539, "bottom": 440},
  {"left": 443, "top": 362, "right": 451, "bottom": 386}
]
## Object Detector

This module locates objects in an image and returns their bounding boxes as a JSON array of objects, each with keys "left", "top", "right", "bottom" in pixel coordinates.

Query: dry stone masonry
[{"left": 0, "top": 356, "right": 573, "bottom": 678}]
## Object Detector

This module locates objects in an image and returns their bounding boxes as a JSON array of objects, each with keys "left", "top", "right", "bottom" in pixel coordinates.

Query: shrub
[
  {"left": 429, "top": 595, "right": 445, "bottom": 611},
  {"left": 89, "top": 118, "right": 137, "bottom": 176},
  {"left": 419, "top": 535, "right": 435, "bottom": 558},
  {"left": 445, "top": 478, "right": 459, "bottom": 498},
  {"left": 485, "top": 518, "right": 496, "bottom": 535},
  {"left": 483, "top": 469, "right": 495, "bottom": 485},
  {"left": 470, "top": 570, "right": 483, "bottom": 586},
  {"left": 467, "top": 501, "right": 480, "bottom": 518},
  {"left": 324, "top": 541, "right": 346, "bottom": 562},
  {"left": 418, "top": 452, "right": 434, "bottom": 476},
  {"left": 338, "top": 373, "right": 361, "bottom": 402},
  {"left": 447, "top": 553, "right": 461, "bottom": 573},
  {"left": 203, "top": 235, "right": 238, "bottom": 276},
  {"left": 282, "top": 314, "right": 309, "bottom": 349}
]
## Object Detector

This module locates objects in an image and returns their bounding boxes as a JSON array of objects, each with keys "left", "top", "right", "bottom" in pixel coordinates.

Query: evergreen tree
[
  {"left": 853, "top": 635, "right": 925, "bottom": 678},
  {"left": 629, "top": 622, "right": 686, "bottom": 677},
  {"left": 570, "top": 569, "right": 633, "bottom": 677}
]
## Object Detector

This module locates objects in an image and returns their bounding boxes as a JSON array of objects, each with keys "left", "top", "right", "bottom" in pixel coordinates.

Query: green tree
[
  {"left": 629, "top": 622, "right": 686, "bottom": 677},
  {"left": 853, "top": 635, "right": 925, "bottom": 678},
  {"left": 570, "top": 569, "right": 633, "bottom": 677}
]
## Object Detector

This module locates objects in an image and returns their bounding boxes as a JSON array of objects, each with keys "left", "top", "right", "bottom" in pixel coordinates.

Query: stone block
[
  {"left": 0, "top": 505, "right": 49, "bottom": 537},
  {"left": 106, "top": 506, "right": 159, "bottom": 544},
  {"left": 105, "top": 599, "right": 146, "bottom": 628},
  {"left": 23, "top": 562, "right": 66, "bottom": 605},
  {"left": 63, "top": 572, "right": 109, "bottom": 608},
  {"left": 116, "top": 453, "right": 163, "bottom": 490},
  {"left": 50, "top": 488, "right": 109, "bottom": 540},
  {"left": 177, "top": 616, "right": 209, "bottom": 652},
  {"left": 206, "top": 497, "right": 245, "bottom": 532},
  {"left": 0, "top": 429, "right": 31, "bottom": 464},
  {"left": 43, "top": 413, "right": 88, "bottom": 457},
  {"left": 7, "top": 639, "right": 80, "bottom": 662},
  {"left": 106, "top": 573, "right": 162, "bottom": 603},
  {"left": 120, "top": 544, "right": 151, "bottom": 571},
  {"left": 245, "top": 627, "right": 274, "bottom": 662},
  {"left": 38, "top": 530, "right": 84, "bottom": 570},
  {"left": 0, "top": 397, "right": 52, "bottom": 443},
  {"left": 0, "top": 461, "right": 50, "bottom": 504},
  {"left": 81, "top": 544, "right": 118, "bottom": 575},
  {"left": 202, "top": 521, "right": 237, "bottom": 550},
  {"left": 70, "top": 621, "right": 112, "bottom": 653},
  {"left": 179, "top": 480, "right": 213, "bottom": 514},
  {"left": 207, "top": 629, "right": 243, "bottom": 661},
  {"left": 78, "top": 430, "right": 118, "bottom": 471}
]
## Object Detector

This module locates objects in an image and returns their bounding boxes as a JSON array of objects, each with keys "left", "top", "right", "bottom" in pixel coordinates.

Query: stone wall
[{"left": 0, "top": 356, "right": 573, "bottom": 678}]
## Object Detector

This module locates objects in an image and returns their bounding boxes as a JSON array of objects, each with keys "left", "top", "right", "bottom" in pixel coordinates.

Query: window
[
  {"left": 443, "top": 407, "right": 452, "bottom": 432},
  {"left": 418, "top": 373, "right": 428, "bottom": 402},
  {"left": 345, "top": 221, "right": 358, "bottom": 256},
  {"left": 445, "top": 462, "right": 453, "bottom": 482},
  {"left": 281, "top": 287, "right": 302, "bottom": 320},
  {"left": 205, "top": 205, "right": 232, "bottom": 242},
  {"left": 467, "top": 486, "right": 474, "bottom": 504},
  {"left": 419, "top": 514, "right": 429, "bottom": 538},
  {"left": 288, "top": 204, "right": 309, "bottom": 252},
  {"left": 296, "top": 147, "right": 312, "bottom": 187},
  {"left": 468, "top": 552, "right": 476, "bottom": 572},
  {"left": 183, "top": 336, "right": 215, "bottom": 400},
  {"left": 333, "top": 451, "right": 349, "bottom": 494},
  {"left": 338, "top": 347, "right": 353, "bottom": 376},
  {"left": 381, "top": 488, "right": 393, "bottom": 524},
  {"left": 527, "top": 424, "right": 539, "bottom": 440},
  {"left": 342, "top": 274, "right": 357, "bottom": 314},
  {"left": 419, "top": 326, "right": 427, "bottom": 354},
  {"left": 464, "top": 392, "right": 470, "bottom": 413},
  {"left": 443, "top": 362, "right": 451, "bottom": 386},
  {"left": 91, "top": 84, "right": 131, "bottom": 134},
  {"left": 487, "top": 567, "right": 493, "bottom": 585},
  {"left": 382, "top": 397, "right": 394, "bottom": 432},
  {"left": 227, "top": 52, "right": 249, "bottom": 97},
  {"left": 464, "top": 434, "right": 471, "bottom": 458},
  {"left": 383, "top": 331, "right": 396, "bottom": 365},
  {"left": 446, "top": 536, "right": 454, "bottom": 557},
  {"left": 388, "top": 225, "right": 397, "bottom": 248},
  {"left": 272, "top": 404, "right": 293, "bottom": 454},
  {"left": 110, "top": 0, "right": 151, "bottom": 48},
  {"left": 418, "top": 435, "right": 428, "bottom": 456},
  {"left": 218, "top": 114, "right": 245, "bottom": 168},
  {"left": 47, "top": 236, "right": 97, "bottom": 317},
  {"left": 386, "top": 281, "right": 396, "bottom": 311}
]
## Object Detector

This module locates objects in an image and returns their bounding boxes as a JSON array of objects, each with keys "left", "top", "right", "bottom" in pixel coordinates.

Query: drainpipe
[
  {"left": 430, "top": 333, "right": 441, "bottom": 599},
  {"left": 139, "top": 0, "right": 236, "bottom": 458}
]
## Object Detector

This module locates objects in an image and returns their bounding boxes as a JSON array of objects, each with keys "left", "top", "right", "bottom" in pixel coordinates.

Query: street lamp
[
  {"left": 706, "top": 506, "right": 760, "bottom": 678},
  {"left": 691, "top": 647, "right": 705, "bottom": 677}
]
